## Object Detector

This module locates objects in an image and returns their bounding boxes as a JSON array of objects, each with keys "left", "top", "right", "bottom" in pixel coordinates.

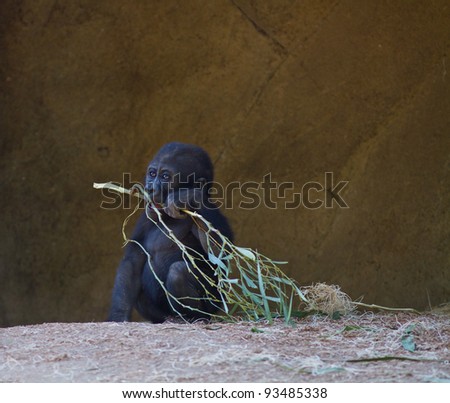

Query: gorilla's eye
[
  {"left": 148, "top": 170, "right": 157, "bottom": 178},
  {"left": 161, "top": 173, "right": 170, "bottom": 181}
]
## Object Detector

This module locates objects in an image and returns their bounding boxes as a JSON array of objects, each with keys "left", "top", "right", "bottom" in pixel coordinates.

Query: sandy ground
[{"left": 1, "top": 313, "right": 449, "bottom": 383}]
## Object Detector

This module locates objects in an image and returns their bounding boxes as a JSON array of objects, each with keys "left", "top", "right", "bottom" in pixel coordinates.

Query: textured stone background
[{"left": 1, "top": 0, "right": 449, "bottom": 326}]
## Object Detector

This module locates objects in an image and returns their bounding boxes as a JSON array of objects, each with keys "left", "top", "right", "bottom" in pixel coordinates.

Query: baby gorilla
[{"left": 107, "top": 142, "right": 233, "bottom": 322}]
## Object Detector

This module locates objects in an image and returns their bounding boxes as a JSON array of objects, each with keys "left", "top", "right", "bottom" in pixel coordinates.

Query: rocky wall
[{"left": 1, "top": 0, "right": 449, "bottom": 326}]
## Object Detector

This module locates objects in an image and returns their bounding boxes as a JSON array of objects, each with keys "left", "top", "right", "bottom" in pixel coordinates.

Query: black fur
[{"left": 107, "top": 142, "right": 233, "bottom": 322}]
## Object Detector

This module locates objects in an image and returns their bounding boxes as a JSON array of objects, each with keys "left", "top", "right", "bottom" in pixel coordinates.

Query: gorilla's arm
[{"left": 107, "top": 213, "right": 149, "bottom": 321}]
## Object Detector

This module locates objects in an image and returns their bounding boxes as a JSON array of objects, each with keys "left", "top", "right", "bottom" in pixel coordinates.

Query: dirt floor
[{"left": 1, "top": 312, "right": 449, "bottom": 383}]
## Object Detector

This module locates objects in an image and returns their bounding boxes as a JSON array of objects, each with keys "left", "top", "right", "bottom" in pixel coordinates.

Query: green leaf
[
  {"left": 241, "top": 270, "right": 257, "bottom": 289},
  {"left": 221, "top": 278, "right": 239, "bottom": 284},
  {"left": 332, "top": 311, "right": 342, "bottom": 320},
  {"left": 208, "top": 251, "right": 229, "bottom": 274},
  {"left": 240, "top": 281, "right": 263, "bottom": 305},
  {"left": 248, "top": 292, "right": 264, "bottom": 306},
  {"left": 235, "top": 246, "right": 257, "bottom": 261},
  {"left": 401, "top": 324, "right": 416, "bottom": 352},
  {"left": 272, "top": 276, "right": 293, "bottom": 285},
  {"left": 251, "top": 327, "right": 264, "bottom": 333},
  {"left": 256, "top": 259, "right": 272, "bottom": 323},
  {"left": 401, "top": 334, "right": 416, "bottom": 352},
  {"left": 282, "top": 291, "right": 294, "bottom": 323},
  {"left": 264, "top": 295, "right": 282, "bottom": 303},
  {"left": 290, "top": 282, "right": 309, "bottom": 303}
]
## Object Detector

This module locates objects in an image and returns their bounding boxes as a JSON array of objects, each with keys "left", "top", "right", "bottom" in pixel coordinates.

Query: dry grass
[
  {"left": 1, "top": 313, "right": 449, "bottom": 382},
  {"left": 301, "top": 283, "right": 355, "bottom": 317},
  {"left": 93, "top": 182, "right": 423, "bottom": 323},
  {"left": 94, "top": 182, "right": 308, "bottom": 323}
]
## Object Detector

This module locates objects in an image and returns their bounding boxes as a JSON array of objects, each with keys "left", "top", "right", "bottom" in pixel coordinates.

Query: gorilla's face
[
  {"left": 145, "top": 161, "right": 175, "bottom": 206},
  {"left": 144, "top": 142, "right": 213, "bottom": 207}
]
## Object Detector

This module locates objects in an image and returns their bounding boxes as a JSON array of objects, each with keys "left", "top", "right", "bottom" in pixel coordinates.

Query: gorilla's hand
[{"left": 164, "top": 188, "right": 203, "bottom": 219}]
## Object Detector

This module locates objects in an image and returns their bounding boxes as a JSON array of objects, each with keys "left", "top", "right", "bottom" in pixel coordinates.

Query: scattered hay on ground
[{"left": 1, "top": 312, "right": 448, "bottom": 382}]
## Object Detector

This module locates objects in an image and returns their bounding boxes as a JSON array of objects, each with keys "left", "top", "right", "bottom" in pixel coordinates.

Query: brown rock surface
[{"left": 0, "top": 1, "right": 449, "bottom": 326}]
